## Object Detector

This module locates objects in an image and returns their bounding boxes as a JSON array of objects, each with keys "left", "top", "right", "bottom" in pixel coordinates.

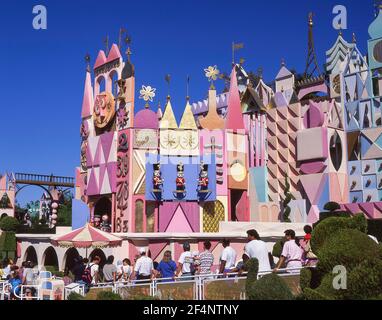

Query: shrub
[
  {"left": 272, "top": 238, "right": 285, "bottom": 258},
  {"left": 323, "top": 202, "right": 341, "bottom": 212},
  {"left": 317, "top": 229, "right": 382, "bottom": 274},
  {"left": 67, "top": 292, "right": 85, "bottom": 300},
  {"left": 341, "top": 259, "right": 382, "bottom": 300},
  {"left": 248, "top": 273, "right": 294, "bottom": 300},
  {"left": 245, "top": 258, "right": 258, "bottom": 298},
  {"left": 300, "top": 267, "right": 322, "bottom": 291},
  {"left": 0, "top": 217, "right": 20, "bottom": 232},
  {"left": 311, "top": 214, "right": 367, "bottom": 253},
  {"left": 0, "top": 232, "right": 16, "bottom": 252},
  {"left": 96, "top": 291, "right": 122, "bottom": 300}
]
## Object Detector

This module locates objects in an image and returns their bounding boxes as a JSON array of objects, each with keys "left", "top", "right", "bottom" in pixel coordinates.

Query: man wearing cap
[
  {"left": 273, "top": 229, "right": 303, "bottom": 274},
  {"left": 176, "top": 242, "right": 194, "bottom": 279},
  {"left": 133, "top": 248, "right": 154, "bottom": 282}
]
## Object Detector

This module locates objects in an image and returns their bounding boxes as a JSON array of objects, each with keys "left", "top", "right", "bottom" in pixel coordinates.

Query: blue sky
[{"left": 0, "top": 0, "right": 377, "bottom": 204}]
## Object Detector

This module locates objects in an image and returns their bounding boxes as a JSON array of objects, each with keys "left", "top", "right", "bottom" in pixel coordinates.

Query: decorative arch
[
  {"left": 15, "top": 185, "right": 53, "bottom": 202},
  {"left": 42, "top": 246, "right": 59, "bottom": 269},
  {"left": 63, "top": 247, "right": 80, "bottom": 272},
  {"left": 94, "top": 197, "right": 112, "bottom": 224},
  {"left": 203, "top": 200, "right": 225, "bottom": 233},
  {"left": 108, "top": 70, "right": 119, "bottom": 96},
  {"left": 135, "top": 200, "right": 144, "bottom": 232},
  {"left": 24, "top": 246, "right": 38, "bottom": 265},
  {"left": 95, "top": 76, "right": 106, "bottom": 95}
]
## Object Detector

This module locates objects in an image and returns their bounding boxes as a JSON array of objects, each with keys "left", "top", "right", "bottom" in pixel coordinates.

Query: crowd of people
[
  {"left": 0, "top": 258, "right": 39, "bottom": 299},
  {"left": 0, "top": 225, "right": 317, "bottom": 297},
  {"left": 67, "top": 226, "right": 317, "bottom": 290}
]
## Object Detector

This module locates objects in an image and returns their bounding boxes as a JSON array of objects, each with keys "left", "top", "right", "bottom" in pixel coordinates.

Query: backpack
[{"left": 82, "top": 264, "right": 94, "bottom": 284}]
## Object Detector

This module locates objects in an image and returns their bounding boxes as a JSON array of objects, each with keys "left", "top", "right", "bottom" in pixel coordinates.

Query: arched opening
[
  {"left": 42, "top": 247, "right": 59, "bottom": 270},
  {"left": 63, "top": 247, "right": 80, "bottom": 272},
  {"left": 330, "top": 132, "right": 343, "bottom": 172},
  {"left": 146, "top": 202, "right": 155, "bottom": 233},
  {"left": 94, "top": 197, "right": 112, "bottom": 231},
  {"left": 109, "top": 70, "right": 119, "bottom": 97},
  {"left": 203, "top": 201, "right": 225, "bottom": 233},
  {"left": 24, "top": 246, "right": 38, "bottom": 265},
  {"left": 135, "top": 200, "right": 144, "bottom": 233},
  {"left": 96, "top": 76, "right": 106, "bottom": 95}
]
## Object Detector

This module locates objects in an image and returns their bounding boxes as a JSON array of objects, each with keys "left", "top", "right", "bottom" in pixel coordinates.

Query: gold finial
[
  {"left": 118, "top": 28, "right": 127, "bottom": 50},
  {"left": 308, "top": 12, "right": 313, "bottom": 27},
  {"left": 281, "top": 58, "right": 286, "bottom": 67},
  {"left": 258, "top": 67, "right": 263, "bottom": 79},
  {"left": 85, "top": 54, "right": 91, "bottom": 72},
  {"left": 339, "top": 29, "right": 343, "bottom": 36},
  {"left": 165, "top": 74, "right": 171, "bottom": 97},
  {"left": 186, "top": 75, "right": 190, "bottom": 101},
  {"left": 352, "top": 32, "right": 357, "bottom": 43},
  {"left": 124, "top": 34, "right": 132, "bottom": 62}
]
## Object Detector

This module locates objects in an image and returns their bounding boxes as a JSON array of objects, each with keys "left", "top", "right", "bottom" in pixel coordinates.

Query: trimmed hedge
[
  {"left": 311, "top": 214, "right": 367, "bottom": 253},
  {"left": 0, "top": 232, "right": 16, "bottom": 251},
  {"left": 317, "top": 229, "right": 381, "bottom": 274},
  {"left": 247, "top": 273, "right": 294, "bottom": 300},
  {"left": 245, "top": 258, "right": 259, "bottom": 298},
  {"left": 0, "top": 217, "right": 19, "bottom": 232},
  {"left": 96, "top": 291, "right": 122, "bottom": 300},
  {"left": 67, "top": 292, "right": 85, "bottom": 300}
]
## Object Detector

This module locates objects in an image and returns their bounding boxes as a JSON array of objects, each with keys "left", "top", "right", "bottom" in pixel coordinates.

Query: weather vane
[
  {"left": 125, "top": 33, "right": 132, "bottom": 61},
  {"left": 186, "top": 75, "right": 190, "bottom": 100},
  {"left": 204, "top": 65, "right": 220, "bottom": 89},
  {"left": 118, "top": 28, "right": 127, "bottom": 50},
  {"left": 104, "top": 35, "right": 110, "bottom": 55},
  {"left": 139, "top": 85, "right": 156, "bottom": 108},
  {"left": 165, "top": 74, "right": 171, "bottom": 98},
  {"left": 85, "top": 53, "right": 91, "bottom": 72}
]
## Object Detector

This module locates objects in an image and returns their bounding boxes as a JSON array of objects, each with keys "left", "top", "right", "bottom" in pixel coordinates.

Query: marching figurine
[
  {"left": 153, "top": 164, "right": 163, "bottom": 191},
  {"left": 198, "top": 163, "right": 209, "bottom": 190},
  {"left": 176, "top": 163, "right": 186, "bottom": 192}
]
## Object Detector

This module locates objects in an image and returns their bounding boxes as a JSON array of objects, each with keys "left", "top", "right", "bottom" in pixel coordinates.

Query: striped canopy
[{"left": 51, "top": 223, "right": 122, "bottom": 248}]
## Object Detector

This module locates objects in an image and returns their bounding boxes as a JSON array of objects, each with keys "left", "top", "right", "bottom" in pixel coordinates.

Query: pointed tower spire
[
  {"left": 304, "top": 12, "right": 322, "bottom": 78},
  {"left": 179, "top": 98, "right": 197, "bottom": 129},
  {"left": 225, "top": 66, "right": 244, "bottom": 130},
  {"left": 157, "top": 101, "right": 162, "bottom": 121},
  {"left": 81, "top": 55, "right": 94, "bottom": 118},
  {"left": 160, "top": 97, "right": 178, "bottom": 129}
]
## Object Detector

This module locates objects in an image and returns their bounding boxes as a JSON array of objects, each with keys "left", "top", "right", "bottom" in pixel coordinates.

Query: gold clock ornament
[
  {"left": 161, "top": 131, "right": 179, "bottom": 149},
  {"left": 180, "top": 131, "right": 198, "bottom": 150},
  {"left": 93, "top": 92, "right": 116, "bottom": 129}
]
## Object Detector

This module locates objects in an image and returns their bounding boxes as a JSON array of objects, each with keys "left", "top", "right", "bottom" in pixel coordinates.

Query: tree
[
  {"left": 282, "top": 177, "right": 294, "bottom": 222},
  {"left": 0, "top": 216, "right": 20, "bottom": 232}
]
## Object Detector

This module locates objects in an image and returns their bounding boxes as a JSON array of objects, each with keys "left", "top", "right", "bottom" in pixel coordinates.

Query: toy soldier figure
[
  {"left": 198, "top": 163, "right": 209, "bottom": 190},
  {"left": 153, "top": 164, "right": 163, "bottom": 191},
  {"left": 176, "top": 163, "right": 186, "bottom": 192}
]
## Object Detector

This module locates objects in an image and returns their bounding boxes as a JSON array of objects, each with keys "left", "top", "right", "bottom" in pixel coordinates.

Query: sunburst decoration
[
  {"left": 204, "top": 65, "right": 220, "bottom": 81},
  {"left": 139, "top": 85, "right": 156, "bottom": 107},
  {"left": 204, "top": 65, "right": 220, "bottom": 89}
]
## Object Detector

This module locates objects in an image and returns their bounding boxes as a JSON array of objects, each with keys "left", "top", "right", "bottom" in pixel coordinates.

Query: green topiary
[
  {"left": 311, "top": 214, "right": 367, "bottom": 253},
  {"left": 299, "top": 267, "right": 322, "bottom": 292},
  {"left": 67, "top": 292, "right": 85, "bottom": 300},
  {"left": 341, "top": 259, "right": 382, "bottom": 300},
  {"left": 245, "top": 258, "right": 259, "bottom": 298},
  {"left": 248, "top": 273, "right": 294, "bottom": 300},
  {"left": 96, "top": 291, "right": 122, "bottom": 300},
  {"left": 272, "top": 238, "right": 285, "bottom": 258},
  {"left": 0, "top": 216, "right": 20, "bottom": 232},
  {"left": 0, "top": 232, "right": 16, "bottom": 252},
  {"left": 323, "top": 202, "right": 341, "bottom": 211},
  {"left": 282, "top": 177, "right": 294, "bottom": 222},
  {"left": 317, "top": 229, "right": 381, "bottom": 274}
]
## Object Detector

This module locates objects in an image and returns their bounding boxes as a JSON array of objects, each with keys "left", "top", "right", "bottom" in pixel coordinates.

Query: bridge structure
[{"left": 12, "top": 173, "right": 75, "bottom": 200}]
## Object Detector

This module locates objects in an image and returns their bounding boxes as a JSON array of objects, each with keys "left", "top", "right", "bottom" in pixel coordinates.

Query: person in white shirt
[
  {"left": 273, "top": 229, "right": 303, "bottom": 274},
  {"left": 133, "top": 248, "right": 154, "bottom": 282},
  {"left": 176, "top": 242, "right": 194, "bottom": 279},
  {"left": 90, "top": 256, "right": 100, "bottom": 285},
  {"left": 245, "top": 229, "right": 271, "bottom": 273},
  {"left": 219, "top": 239, "right": 237, "bottom": 274}
]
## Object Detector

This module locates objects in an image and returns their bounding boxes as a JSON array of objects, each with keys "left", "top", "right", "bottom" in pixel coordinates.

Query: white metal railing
[
  {"left": 84, "top": 266, "right": 305, "bottom": 300},
  {"left": 0, "top": 281, "right": 11, "bottom": 300}
]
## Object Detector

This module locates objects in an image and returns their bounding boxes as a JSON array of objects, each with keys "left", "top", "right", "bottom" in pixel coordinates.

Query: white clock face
[
  {"left": 180, "top": 131, "right": 198, "bottom": 150},
  {"left": 160, "top": 131, "right": 179, "bottom": 149},
  {"left": 230, "top": 162, "right": 246, "bottom": 182}
]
